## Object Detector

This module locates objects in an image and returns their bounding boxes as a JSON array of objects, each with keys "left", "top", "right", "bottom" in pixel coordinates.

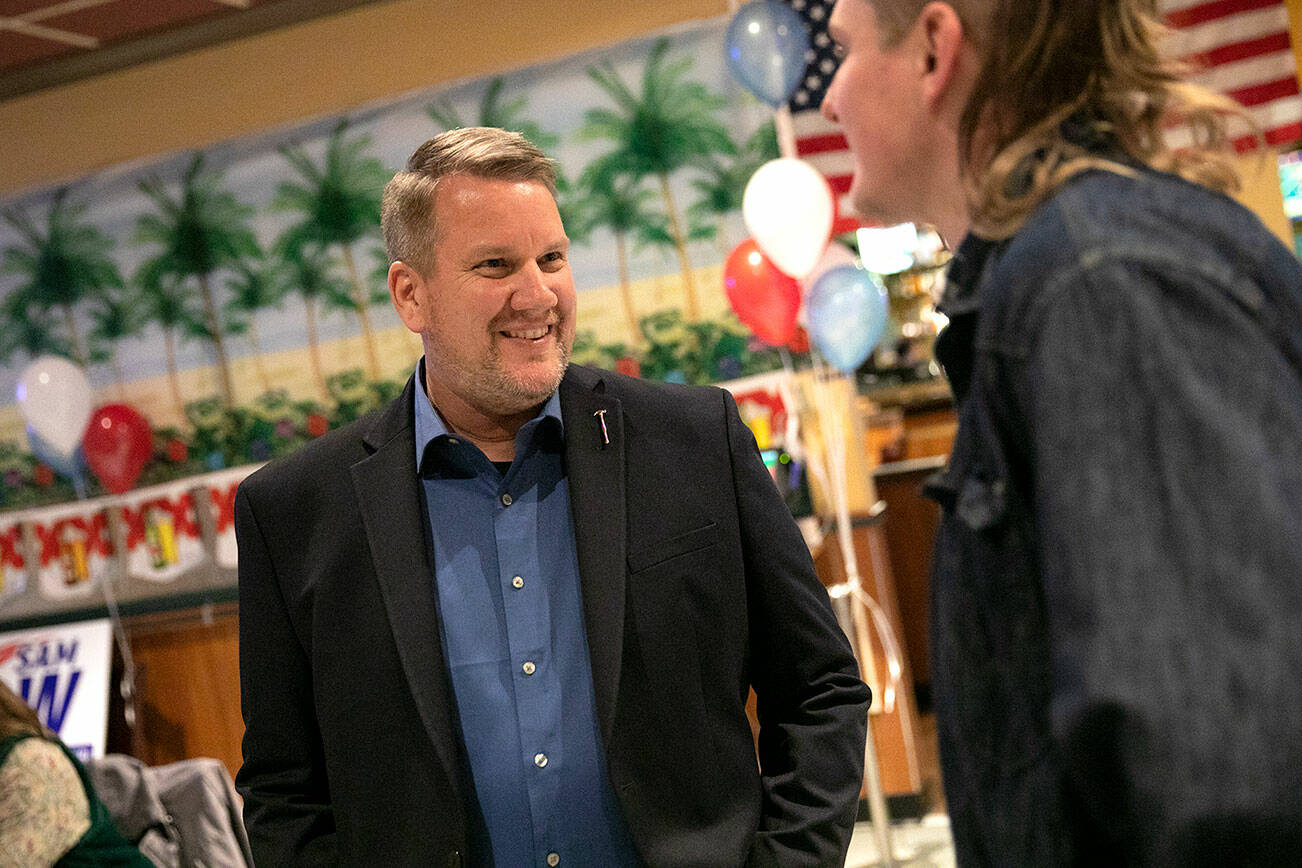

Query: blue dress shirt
[{"left": 413, "top": 368, "right": 638, "bottom": 867}]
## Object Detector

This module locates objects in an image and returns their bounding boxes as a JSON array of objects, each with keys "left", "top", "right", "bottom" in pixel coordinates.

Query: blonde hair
[
  {"left": 869, "top": 0, "right": 1246, "bottom": 237},
  {"left": 381, "top": 127, "right": 558, "bottom": 273}
]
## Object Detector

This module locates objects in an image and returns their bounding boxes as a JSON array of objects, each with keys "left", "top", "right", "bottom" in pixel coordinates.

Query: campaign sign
[{"left": 0, "top": 619, "right": 112, "bottom": 760}]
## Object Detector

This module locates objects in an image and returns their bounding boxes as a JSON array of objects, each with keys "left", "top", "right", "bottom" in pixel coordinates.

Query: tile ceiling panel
[
  {"left": 0, "top": 1, "right": 51, "bottom": 16},
  {"left": 0, "top": 0, "right": 380, "bottom": 99},
  {"left": 43, "top": 0, "right": 227, "bottom": 46},
  {"left": 0, "top": 27, "right": 67, "bottom": 67}
]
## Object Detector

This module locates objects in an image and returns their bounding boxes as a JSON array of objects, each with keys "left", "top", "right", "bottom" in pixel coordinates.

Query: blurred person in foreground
[
  {"left": 235, "top": 126, "right": 869, "bottom": 867},
  {"left": 0, "top": 680, "right": 150, "bottom": 866},
  {"left": 821, "top": 0, "right": 1302, "bottom": 863}
]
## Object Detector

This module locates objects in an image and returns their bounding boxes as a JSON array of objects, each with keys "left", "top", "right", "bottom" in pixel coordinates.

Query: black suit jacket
[{"left": 235, "top": 365, "right": 869, "bottom": 867}]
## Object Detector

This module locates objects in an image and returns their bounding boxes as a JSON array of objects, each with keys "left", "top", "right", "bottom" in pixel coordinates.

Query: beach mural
[{"left": 0, "top": 17, "right": 797, "bottom": 514}]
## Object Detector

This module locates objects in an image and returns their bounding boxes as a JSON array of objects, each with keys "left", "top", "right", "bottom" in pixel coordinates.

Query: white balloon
[
  {"left": 16, "top": 355, "right": 93, "bottom": 461},
  {"left": 742, "top": 158, "right": 835, "bottom": 279}
]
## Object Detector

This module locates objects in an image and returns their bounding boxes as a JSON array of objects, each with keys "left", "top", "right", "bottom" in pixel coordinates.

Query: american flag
[
  {"left": 1160, "top": 0, "right": 1302, "bottom": 151},
  {"left": 782, "top": 0, "right": 1302, "bottom": 209},
  {"left": 780, "top": 0, "right": 862, "bottom": 233}
]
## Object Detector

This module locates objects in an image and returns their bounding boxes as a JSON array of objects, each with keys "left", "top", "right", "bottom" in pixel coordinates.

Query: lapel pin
[{"left": 593, "top": 409, "right": 610, "bottom": 446}]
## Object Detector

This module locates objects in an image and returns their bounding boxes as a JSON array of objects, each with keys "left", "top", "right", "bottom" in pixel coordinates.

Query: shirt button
[
  {"left": 534, "top": 752, "right": 548, "bottom": 768},
  {"left": 501, "top": 493, "right": 513, "bottom": 507},
  {"left": 547, "top": 854, "right": 560, "bottom": 867},
  {"left": 522, "top": 661, "right": 536, "bottom": 676},
  {"left": 511, "top": 576, "right": 524, "bottom": 589}
]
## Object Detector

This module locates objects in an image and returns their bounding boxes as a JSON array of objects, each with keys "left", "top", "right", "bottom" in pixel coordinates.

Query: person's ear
[
  {"left": 389, "top": 260, "right": 426, "bottom": 334},
  {"left": 915, "top": 2, "right": 966, "bottom": 105}
]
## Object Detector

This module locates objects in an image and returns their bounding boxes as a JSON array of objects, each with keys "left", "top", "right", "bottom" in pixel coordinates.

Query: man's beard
[{"left": 429, "top": 331, "right": 571, "bottom": 417}]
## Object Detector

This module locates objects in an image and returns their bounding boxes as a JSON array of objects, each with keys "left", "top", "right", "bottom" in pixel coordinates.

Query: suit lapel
[
  {"left": 560, "top": 367, "right": 627, "bottom": 745},
  {"left": 349, "top": 376, "right": 460, "bottom": 782}
]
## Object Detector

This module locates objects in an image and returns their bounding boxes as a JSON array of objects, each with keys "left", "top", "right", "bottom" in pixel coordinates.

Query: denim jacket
[{"left": 928, "top": 166, "right": 1302, "bottom": 865}]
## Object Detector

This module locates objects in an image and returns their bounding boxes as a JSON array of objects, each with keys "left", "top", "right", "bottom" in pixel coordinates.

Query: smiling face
[{"left": 393, "top": 174, "right": 576, "bottom": 423}]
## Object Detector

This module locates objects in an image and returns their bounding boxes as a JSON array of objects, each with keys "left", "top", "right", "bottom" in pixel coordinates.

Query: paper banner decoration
[
  {"left": 0, "top": 518, "right": 26, "bottom": 603},
  {"left": 119, "top": 480, "right": 206, "bottom": 583},
  {"left": 32, "top": 502, "right": 114, "bottom": 600},
  {"left": 203, "top": 467, "right": 248, "bottom": 570}
]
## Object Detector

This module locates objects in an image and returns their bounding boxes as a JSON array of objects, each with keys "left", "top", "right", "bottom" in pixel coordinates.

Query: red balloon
[
  {"left": 724, "top": 239, "right": 801, "bottom": 346},
  {"left": 83, "top": 404, "right": 153, "bottom": 494}
]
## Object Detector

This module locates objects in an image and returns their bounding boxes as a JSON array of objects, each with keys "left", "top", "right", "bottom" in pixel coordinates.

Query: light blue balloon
[
  {"left": 27, "top": 425, "right": 88, "bottom": 494},
  {"left": 725, "top": 0, "right": 812, "bottom": 106},
  {"left": 806, "top": 265, "right": 891, "bottom": 373}
]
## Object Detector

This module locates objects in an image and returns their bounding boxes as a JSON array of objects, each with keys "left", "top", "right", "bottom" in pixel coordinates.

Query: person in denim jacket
[{"left": 822, "top": 0, "right": 1302, "bottom": 863}]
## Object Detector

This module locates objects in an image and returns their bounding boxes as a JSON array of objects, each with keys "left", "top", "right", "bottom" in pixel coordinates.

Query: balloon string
[
  {"left": 774, "top": 104, "right": 798, "bottom": 159},
  {"left": 84, "top": 494, "right": 138, "bottom": 731},
  {"left": 826, "top": 579, "right": 905, "bottom": 715},
  {"left": 798, "top": 358, "right": 908, "bottom": 713},
  {"left": 792, "top": 360, "right": 902, "bottom": 864}
]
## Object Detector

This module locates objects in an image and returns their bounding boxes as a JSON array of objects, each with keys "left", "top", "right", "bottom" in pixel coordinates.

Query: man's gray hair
[{"left": 381, "top": 127, "right": 558, "bottom": 273}]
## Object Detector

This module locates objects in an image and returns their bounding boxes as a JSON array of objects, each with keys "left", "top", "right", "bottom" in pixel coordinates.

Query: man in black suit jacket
[{"left": 236, "top": 127, "right": 869, "bottom": 866}]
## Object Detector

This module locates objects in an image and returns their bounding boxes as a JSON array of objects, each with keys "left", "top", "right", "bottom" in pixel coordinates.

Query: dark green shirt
[{"left": 0, "top": 734, "right": 152, "bottom": 867}]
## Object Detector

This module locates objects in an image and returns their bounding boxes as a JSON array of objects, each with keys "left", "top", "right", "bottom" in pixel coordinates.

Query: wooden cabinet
[
  {"left": 109, "top": 603, "right": 243, "bottom": 780},
  {"left": 812, "top": 516, "right": 924, "bottom": 798},
  {"left": 871, "top": 399, "right": 955, "bottom": 689}
]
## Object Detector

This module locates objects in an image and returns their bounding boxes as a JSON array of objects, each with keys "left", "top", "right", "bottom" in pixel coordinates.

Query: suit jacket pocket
[
  {"left": 626, "top": 521, "right": 719, "bottom": 573},
  {"left": 624, "top": 547, "right": 720, "bottom": 787}
]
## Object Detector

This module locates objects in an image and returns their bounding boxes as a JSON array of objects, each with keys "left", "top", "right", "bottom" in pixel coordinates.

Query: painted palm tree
[
  {"left": 87, "top": 289, "right": 143, "bottom": 400},
  {"left": 573, "top": 163, "right": 671, "bottom": 346},
  {"left": 279, "top": 240, "right": 354, "bottom": 401},
  {"left": 224, "top": 252, "right": 287, "bottom": 396},
  {"left": 274, "top": 121, "right": 390, "bottom": 382},
  {"left": 427, "top": 76, "right": 559, "bottom": 150},
  {"left": 136, "top": 155, "right": 259, "bottom": 408},
  {"left": 0, "top": 291, "right": 68, "bottom": 365},
  {"left": 136, "top": 266, "right": 204, "bottom": 419},
  {"left": 688, "top": 121, "right": 781, "bottom": 257},
  {"left": 580, "top": 37, "right": 736, "bottom": 321},
  {"left": 1, "top": 188, "right": 123, "bottom": 367}
]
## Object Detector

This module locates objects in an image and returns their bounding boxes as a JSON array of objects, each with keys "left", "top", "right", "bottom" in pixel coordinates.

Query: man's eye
[
  {"left": 478, "top": 259, "right": 509, "bottom": 271},
  {"left": 540, "top": 252, "right": 567, "bottom": 270}
]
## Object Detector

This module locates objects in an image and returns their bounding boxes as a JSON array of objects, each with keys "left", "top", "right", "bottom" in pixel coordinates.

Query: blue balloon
[
  {"left": 725, "top": 1, "right": 812, "bottom": 106},
  {"left": 806, "top": 265, "right": 890, "bottom": 373},
  {"left": 27, "top": 425, "right": 87, "bottom": 490}
]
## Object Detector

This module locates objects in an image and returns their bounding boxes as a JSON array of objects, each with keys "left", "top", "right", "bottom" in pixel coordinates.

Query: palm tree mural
[
  {"left": 280, "top": 240, "right": 354, "bottom": 402},
  {"left": 688, "top": 122, "right": 781, "bottom": 257},
  {"left": 0, "top": 291, "right": 68, "bottom": 365},
  {"left": 274, "top": 121, "right": 390, "bottom": 382},
  {"left": 136, "top": 155, "right": 258, "bottom": 408},
  {"left": 572, "top": 163, "right": 671, "bottom": 347},
  {"left": 136, "top": 266, "right": 203, "bottom": 420},
  {"left": 224, "top": 252, "right": 287, "bottom": 396},
  {"left": 580, "top": 37, "right": 736, "bottom": 321},
  {"left": 428, "top": 77, "right": 560, "bottom": 151},
  {"left": 87, "top": 289, "right": 143, "bottom": 400},
  {"left": 1, "top": 188, "right": 123, "bottom": 367}
]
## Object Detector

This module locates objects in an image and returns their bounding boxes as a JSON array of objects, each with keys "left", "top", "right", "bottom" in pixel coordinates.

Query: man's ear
[
  {"left": 389, "top": 260, "right": 425, "bottom": 334},
  {"left": 916, "top": 1, "right": 967, "bottom": 105}
]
